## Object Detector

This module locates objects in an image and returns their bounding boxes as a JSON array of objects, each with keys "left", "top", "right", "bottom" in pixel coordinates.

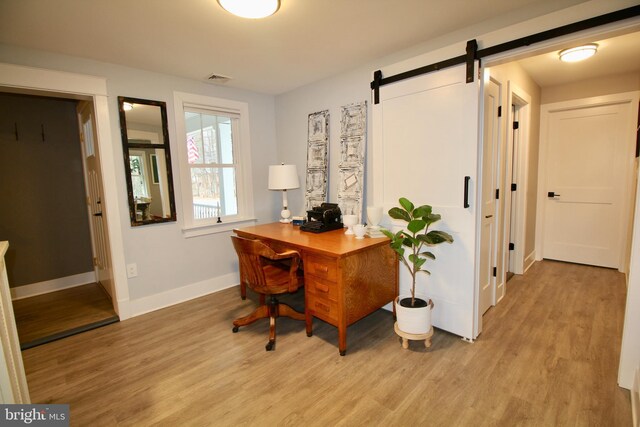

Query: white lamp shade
[{"left": 268, "top": 164, "right": 299, "bottom": 190}]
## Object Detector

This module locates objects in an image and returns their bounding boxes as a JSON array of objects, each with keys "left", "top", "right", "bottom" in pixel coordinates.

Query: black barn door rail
[{"left": 371, "top": 5, "right": 640, "bottom": 104}]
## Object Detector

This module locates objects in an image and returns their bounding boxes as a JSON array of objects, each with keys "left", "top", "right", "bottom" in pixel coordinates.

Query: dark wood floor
[
  {"left": 21, "top": 261, "right": 631, "bottom": 425},
  {"left": 13, "top": 282, "right": 117, "bottom": 347}
]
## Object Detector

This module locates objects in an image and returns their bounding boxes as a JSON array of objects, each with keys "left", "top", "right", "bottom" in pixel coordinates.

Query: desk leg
[
  {"left": 305, "top": 311, "right": 313, "bottom": 337},
  {"left": 338, "top": 322, "right": 347, "bottom": 356}
]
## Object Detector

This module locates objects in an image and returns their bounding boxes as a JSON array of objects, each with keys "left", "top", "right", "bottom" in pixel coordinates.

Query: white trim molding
[
  {"left": 128, "top": 272, "right": 239, "bottom": 318},
  {"left": 10, "top": 272, "right": 95, "bottom": 300}
]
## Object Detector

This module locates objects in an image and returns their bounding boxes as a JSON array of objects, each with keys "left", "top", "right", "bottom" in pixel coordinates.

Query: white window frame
[{"left": 174, "top": 92, "right": 255, "bottom": 237}]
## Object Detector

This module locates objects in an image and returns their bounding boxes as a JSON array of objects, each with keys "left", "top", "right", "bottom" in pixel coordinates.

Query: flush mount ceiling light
[
  {"left": 559, "top": 44, "right": 598, "bottom": 63},
  {"left": 217, "top": 0, "right": 280, "bottom": 19}
]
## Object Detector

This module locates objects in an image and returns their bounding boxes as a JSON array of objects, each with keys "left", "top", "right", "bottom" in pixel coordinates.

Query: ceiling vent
[{"left": 205, "top": 73, "right": 232, "bottom": 84}]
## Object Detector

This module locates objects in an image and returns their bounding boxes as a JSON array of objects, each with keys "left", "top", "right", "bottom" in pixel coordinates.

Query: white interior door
[
  {"left": 373, "top": 63, "right": 480, "bottom": 340},
  {"left": 78, "top": 102, "right": 114, "bottom": 298},
  {"left": 479, "top": 77, "right": 500, "bottom": 314},
  {"left": 541, "top": 100, "right": 634, "bottom": 269}
]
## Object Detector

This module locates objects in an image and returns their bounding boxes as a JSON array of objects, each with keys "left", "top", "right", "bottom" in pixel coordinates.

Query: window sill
[{"left": 182, "top": 217, "right": 257, "bottom": 238}]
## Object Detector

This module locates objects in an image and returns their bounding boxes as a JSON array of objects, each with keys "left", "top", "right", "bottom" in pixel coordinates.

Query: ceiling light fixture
[
  {"left": 217, "top": 0, "right": 280, "bottom": 19},
  {"left": 559, "top": 44, "right": 598, "bottom": 63}
]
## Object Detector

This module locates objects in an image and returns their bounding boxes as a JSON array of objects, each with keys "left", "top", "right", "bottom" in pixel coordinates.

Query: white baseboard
[
  {"left": 127, "top": 272, "right": 239, "bottom": 318},
  {"left": 632, "top": 367, "right": 639, "bottom": 427},
  {"left": 524, "top": 250, "right": 536, "bottom": 273},
  {"left": 11, "top": 271, "right": 95, "bottom": 300}
]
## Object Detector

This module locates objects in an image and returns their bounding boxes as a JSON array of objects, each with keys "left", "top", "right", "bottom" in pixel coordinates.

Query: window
[
  {"left": 129, "top": 152, "right": 150, "bottom": 199},
  {"left": 174, "top": 92, "right": 255, "bottom": 236}
]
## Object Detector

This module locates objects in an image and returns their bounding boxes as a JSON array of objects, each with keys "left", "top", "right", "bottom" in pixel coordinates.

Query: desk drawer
[
  {"left": 307, "top": 293, "right": 338, "bottom": 323},
  {"left": 306, "top": 275, "right": 338, "bottom": 301},
  {"left": 305, "top": 254, "right": 337, "bottom": 281}
]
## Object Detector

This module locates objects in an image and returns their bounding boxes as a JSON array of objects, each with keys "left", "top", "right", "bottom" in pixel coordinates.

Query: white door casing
[
  {"left": 537, "top": 92, "right": 639, "bottom": 271},
  {"left": 373, "top": 63, "right": 481, "bottom": 340},
  {"left": 479, "top": 75, "right": 501, "bottom": 314}
]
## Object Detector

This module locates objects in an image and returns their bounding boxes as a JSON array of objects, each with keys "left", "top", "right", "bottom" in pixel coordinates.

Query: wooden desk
[{"left": 234, "top": 222, "right": 398, "bottom": 355}]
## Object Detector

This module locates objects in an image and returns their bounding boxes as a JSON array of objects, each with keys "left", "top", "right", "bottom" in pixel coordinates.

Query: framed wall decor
[
  {"left": 305, "top": 110, "right": 329, "bottom": 211},
  {"left": 337, "top": 101, "right": 367, "bottom": 222}
]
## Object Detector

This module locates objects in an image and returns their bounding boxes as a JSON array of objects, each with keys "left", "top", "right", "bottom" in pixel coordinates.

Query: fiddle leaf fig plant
[{"left": 382, "top": 197, "right": 454, "bottom": 307}]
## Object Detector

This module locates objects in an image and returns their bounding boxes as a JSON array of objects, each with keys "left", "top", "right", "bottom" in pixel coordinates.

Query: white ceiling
[
  {"left": 0, "top": 0, "right": 637, "bottom": 95},
  {"left": 516, "top": 31, "right": 640, "bottom": 87}
]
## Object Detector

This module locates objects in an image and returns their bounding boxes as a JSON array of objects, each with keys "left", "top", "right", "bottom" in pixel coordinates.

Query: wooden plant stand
[{"left": 394, "top": 322, "right": 433, "bottom": 350}]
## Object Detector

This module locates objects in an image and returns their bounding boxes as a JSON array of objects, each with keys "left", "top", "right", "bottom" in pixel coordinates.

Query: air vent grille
[{"left": 205, "top": 73, "right": 232, "bottom": 84}]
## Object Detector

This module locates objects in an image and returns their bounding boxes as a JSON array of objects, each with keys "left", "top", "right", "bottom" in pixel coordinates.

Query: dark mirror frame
[{"left": 118, "top": 96, "right": 177, "bottom": 226}]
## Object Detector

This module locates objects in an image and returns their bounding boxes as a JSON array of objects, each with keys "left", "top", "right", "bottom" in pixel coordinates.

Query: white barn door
[{"left": 373, "top": 64, "right": 481, "bottom": 340}]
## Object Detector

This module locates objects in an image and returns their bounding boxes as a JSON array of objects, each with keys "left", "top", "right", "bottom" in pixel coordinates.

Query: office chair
[{"left": 231, "top": 236, "right": 305, "bottom": 351}]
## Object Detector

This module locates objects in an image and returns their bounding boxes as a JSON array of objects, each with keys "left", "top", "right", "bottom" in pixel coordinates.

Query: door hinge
[
  {"left": 513, "top": 121, "right": 519, "bottom": 130},
  {"left": 511, "top": 183, "right": 517, "bottom": 191},
  {"left": 498, "top": 106, "right": 502, "bottom": 117},
  {"left": 495, "top": 188, "right": 499, "bottom": 200},
  {"left": 509, "top": 243, "right": 515, "bottom": 250},
  {"left": 492, "top": 267, "right": 497, "bottom": 277}
]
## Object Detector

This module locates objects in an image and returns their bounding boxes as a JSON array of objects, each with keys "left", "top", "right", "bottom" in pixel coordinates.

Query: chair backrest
[{"left": 231, "top": 236, "right": 300, "bottom": 295}]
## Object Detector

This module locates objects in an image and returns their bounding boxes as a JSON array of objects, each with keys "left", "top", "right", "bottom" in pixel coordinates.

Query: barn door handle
[
  {"left": 547, "top": 192, "right": 561, "bottom": 198},
  {"left": 464, "top": 176, "right": 470, "bottom": 208}
]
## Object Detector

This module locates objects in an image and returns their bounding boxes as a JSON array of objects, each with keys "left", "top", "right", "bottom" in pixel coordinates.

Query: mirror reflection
[{"left": 118, "top": 97, "right": 176, "bottom": 226}]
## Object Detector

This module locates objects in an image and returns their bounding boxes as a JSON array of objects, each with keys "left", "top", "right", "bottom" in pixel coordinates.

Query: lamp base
[{"left": 280, "top": 208, "right": 292, "bottom": 223}]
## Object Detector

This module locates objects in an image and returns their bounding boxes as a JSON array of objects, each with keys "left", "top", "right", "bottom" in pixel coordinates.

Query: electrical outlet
[{"left": 126, "top": 263, "right": 138, "bottom": 278}]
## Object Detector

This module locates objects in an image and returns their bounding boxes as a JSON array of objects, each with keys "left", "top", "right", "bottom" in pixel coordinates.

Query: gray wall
[{"left": 0, "top": 93, "right": 93, "bottom": 287}]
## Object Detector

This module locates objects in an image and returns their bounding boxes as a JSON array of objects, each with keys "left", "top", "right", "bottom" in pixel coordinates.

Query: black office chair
[{"left": 231, "top": 236, "right": 305, "bottom": 351}]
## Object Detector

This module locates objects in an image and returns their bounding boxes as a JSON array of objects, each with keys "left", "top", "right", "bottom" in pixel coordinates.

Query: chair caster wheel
[
  {"left": 265, "top": 340, "right": 275, "bottom": 351},
  {"left": 232, "top": 326, "right": 239, "bottom": 333}
]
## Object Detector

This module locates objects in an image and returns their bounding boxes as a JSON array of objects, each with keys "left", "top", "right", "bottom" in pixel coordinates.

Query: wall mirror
[{"left": 118, "top": 96, "right": 176, "bottom": 226}]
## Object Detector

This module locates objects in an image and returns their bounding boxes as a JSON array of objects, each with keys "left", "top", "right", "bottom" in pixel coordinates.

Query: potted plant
[{"left": 382, "top": 197, "right": 453, "bottom": 335}]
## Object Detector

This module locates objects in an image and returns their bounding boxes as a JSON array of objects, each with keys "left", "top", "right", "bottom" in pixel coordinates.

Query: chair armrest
[{"left": 271, "top": 249, "right": 300, "bottom": 260}]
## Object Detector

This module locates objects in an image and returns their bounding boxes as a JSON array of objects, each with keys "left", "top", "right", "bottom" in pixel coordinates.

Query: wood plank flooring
[
  {"left": 13, "top": 283, "right": 117, "bottom": 347},
  {"left": 21, "top": 261, "right": 631, "bottom": 426}
]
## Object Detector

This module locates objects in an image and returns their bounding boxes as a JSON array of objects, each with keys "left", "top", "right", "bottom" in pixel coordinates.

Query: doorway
[
  {"left": 480, "top": 27, "right": 640, "bottom": 312},
  {"left": 537, "top": 94, "right": 637, "bottom": 270},
  {"left": 0, "top": 92, "right": 118, "bottom": 349}
]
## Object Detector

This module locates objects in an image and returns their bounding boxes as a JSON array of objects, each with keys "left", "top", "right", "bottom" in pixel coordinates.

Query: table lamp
[{"left": 268, "top": 164, "right": 300, "bottom": 223}]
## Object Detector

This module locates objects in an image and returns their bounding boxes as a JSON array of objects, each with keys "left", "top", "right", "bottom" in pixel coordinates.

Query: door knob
[{"left": 547, "top": 192, "right": 561, "bottom": 198}]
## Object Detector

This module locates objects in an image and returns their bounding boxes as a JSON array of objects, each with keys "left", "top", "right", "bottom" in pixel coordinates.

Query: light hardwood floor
[
  {"left": 13, "top": 283, "right": 117, "bottom": 347},
  {"left": 22, "top": 261, "right": 631, "bottom": 426}
]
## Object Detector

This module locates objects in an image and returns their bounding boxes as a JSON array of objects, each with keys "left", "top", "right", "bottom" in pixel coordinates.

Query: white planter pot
[{"left": 395, "top": 295, "right": 433, "bottom": 335}]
